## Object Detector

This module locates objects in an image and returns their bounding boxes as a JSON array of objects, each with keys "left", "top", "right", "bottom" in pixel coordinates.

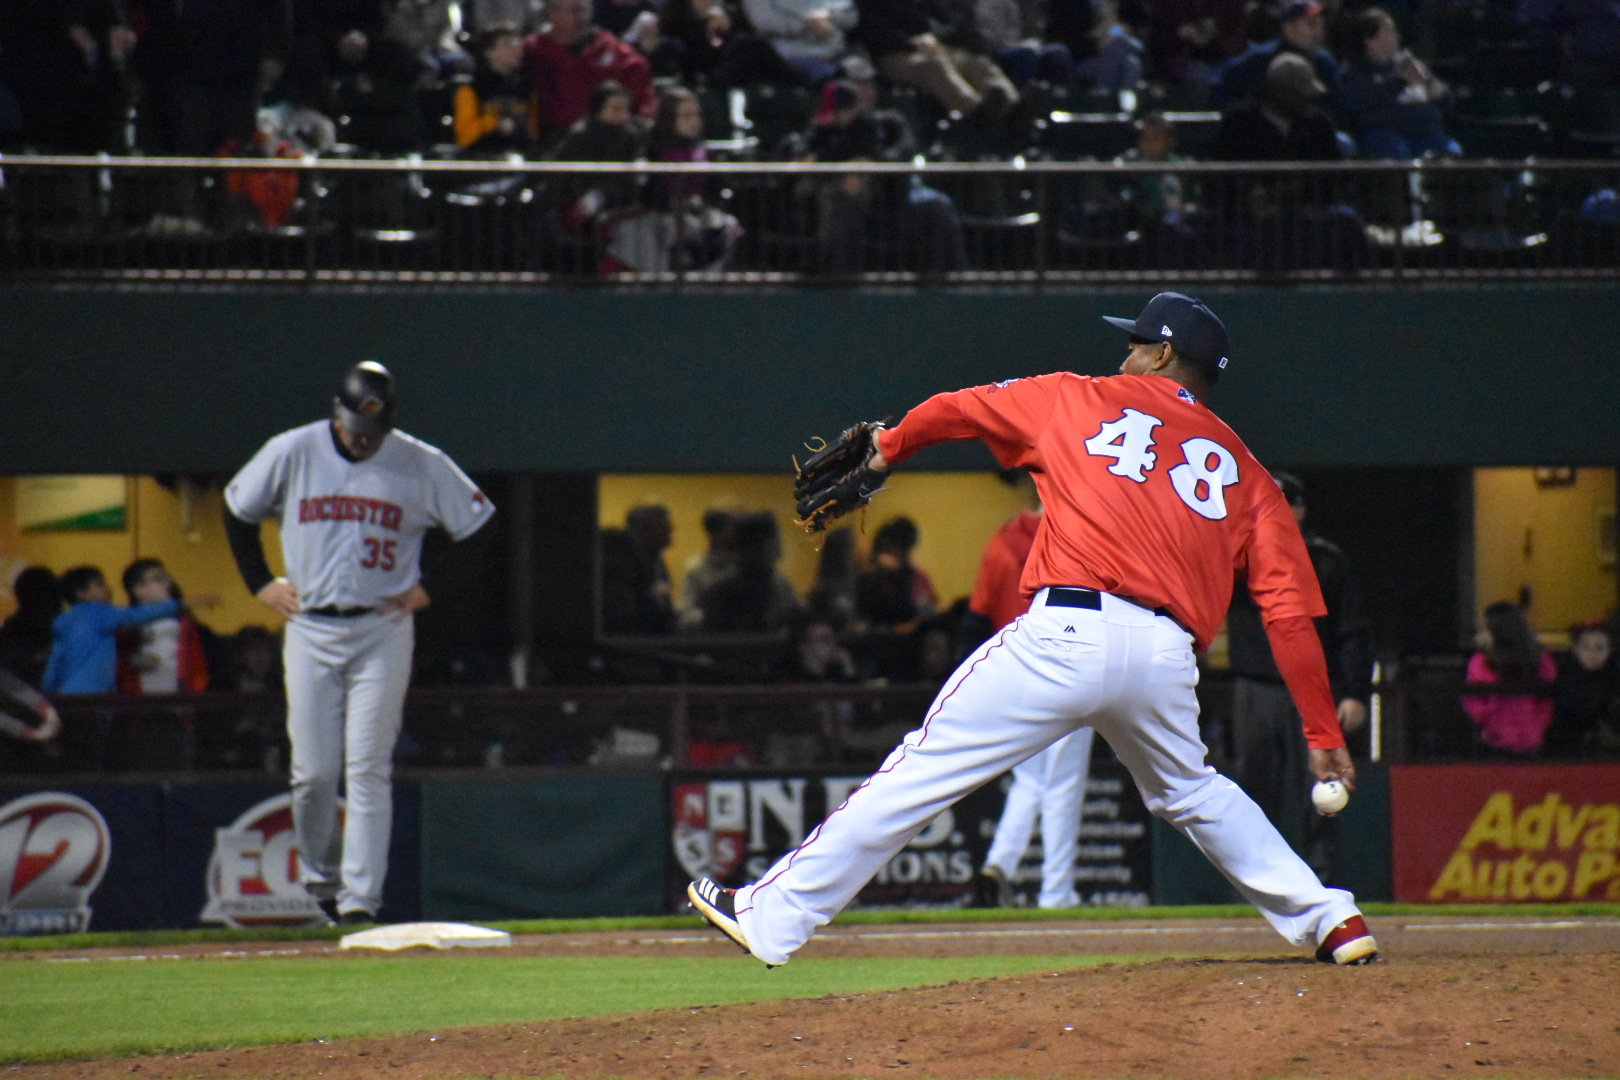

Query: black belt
[
  {"left": 304, "top": 605, "right": 376, "bottom": 618},
  {"left": 1045, "top": 587, "right": 1183, "bottom": 628}
]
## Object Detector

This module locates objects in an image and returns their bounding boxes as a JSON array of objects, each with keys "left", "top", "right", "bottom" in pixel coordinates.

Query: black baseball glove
[{"left": 794, "top": 421, "right": 890, "bottom": 533}]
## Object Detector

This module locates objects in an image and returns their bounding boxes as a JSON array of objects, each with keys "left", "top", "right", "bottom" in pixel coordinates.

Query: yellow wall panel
[{"left": 1474, "top": 467, "right": 1617, "bottom": 641}]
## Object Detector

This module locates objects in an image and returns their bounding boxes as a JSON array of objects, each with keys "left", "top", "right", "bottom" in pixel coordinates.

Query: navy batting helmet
[{"left": 333, "top": 361, "right": 397, "bottom": 437}]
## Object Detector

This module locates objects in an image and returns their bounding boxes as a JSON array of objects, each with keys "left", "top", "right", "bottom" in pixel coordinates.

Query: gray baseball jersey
[{"left": 224, "top": 421, "right": 494, "bottom": 607}]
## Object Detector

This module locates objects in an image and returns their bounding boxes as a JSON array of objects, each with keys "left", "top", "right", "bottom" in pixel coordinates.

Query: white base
[{"left": 339, "top": 921, "right": 513, "bottom": 951}]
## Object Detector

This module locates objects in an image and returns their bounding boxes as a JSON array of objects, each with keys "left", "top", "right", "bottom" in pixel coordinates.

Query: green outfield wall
[{"left": 2, "top": 284, "right": 1611, "bottom": 474}]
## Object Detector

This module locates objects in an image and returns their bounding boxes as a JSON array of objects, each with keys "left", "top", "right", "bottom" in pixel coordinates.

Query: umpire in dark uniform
[{"left": 1227, "top": 472, "right": 1372, "bottom": 883}]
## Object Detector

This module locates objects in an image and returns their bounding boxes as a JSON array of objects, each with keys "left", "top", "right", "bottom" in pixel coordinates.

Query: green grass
[{"left": 1, "top": 952, "right": 1138, "bottom": 1064}]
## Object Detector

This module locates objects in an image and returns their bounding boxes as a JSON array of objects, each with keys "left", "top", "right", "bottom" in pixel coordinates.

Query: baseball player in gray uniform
[{"left": 224, "top": 362, "right": 495, "bottom": 923}]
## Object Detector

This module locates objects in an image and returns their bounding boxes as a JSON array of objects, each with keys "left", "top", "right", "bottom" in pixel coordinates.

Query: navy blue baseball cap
[{"left": 1103, "top": 292, "right": 1230, "bottom": 372}]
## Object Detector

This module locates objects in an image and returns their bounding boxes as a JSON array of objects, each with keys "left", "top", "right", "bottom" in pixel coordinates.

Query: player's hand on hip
[
  {"left": 380, "top": 584, "right": 430, "bottom": 616},
  {"left": 1337, "top": 698, "right": 1367, "bottom": 734},
  {"left": 1309, "top": 746, "right": 1355, "bottom": 791},
  {"left": 256, "top": 579, "right": 302, "bottom": 617}
]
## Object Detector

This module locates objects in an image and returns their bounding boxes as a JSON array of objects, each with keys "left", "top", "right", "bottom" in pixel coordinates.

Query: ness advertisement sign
[{"left": 1391, "top": 765, "right": 1620, "bottom": 903}]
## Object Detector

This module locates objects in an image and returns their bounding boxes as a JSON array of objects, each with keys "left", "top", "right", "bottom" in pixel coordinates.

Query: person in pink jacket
[{"left": 1463, "top": 602, "right": 1557, "bottom": 756}]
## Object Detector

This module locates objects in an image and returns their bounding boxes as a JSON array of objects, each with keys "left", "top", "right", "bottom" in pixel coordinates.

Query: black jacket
[{"left": 1227, "top": 528, "right": 1373, "bottom": 704}]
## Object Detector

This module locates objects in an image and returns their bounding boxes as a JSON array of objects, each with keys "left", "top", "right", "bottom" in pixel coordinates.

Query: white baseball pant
[
  {"left": 735, "top": 588, "right": 1360, "bottom": 966},
  {"left": 283, "top": 611, "right": 413, "bottom": 916},
  {"left": 983, "top": 726, "right": 1094, "bottom": 908}
]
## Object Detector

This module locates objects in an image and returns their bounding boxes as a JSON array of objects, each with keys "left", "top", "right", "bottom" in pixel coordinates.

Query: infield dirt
[{"left": 13, "top": 917, "right": 1620, "bottom": 1080}]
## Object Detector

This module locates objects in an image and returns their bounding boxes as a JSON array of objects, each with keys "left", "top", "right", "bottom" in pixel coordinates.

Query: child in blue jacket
[{"left": 43, "top": 566, "right": 188, "bottom": 695}]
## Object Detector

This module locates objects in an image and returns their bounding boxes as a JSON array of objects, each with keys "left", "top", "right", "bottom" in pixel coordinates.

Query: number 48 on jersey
[{"left": 1083, "top": 408, "right": 1240, "bottom": 521}]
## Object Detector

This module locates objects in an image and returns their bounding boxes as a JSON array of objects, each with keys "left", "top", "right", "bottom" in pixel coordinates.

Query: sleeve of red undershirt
[
  {"left": 1242, "top": 486, "right": 1340, "bottom": 748},
  {"left": 1266, "top": 615, "right": 1345, "bottom": 749},
  {"left": 876, "top": 375, "right": 1062, "bottom": 468}
]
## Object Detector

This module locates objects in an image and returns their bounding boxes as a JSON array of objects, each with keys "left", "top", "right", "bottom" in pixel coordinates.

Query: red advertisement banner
[{"left": 1391, "top": 765, "right": 1620, "bottom": 903}]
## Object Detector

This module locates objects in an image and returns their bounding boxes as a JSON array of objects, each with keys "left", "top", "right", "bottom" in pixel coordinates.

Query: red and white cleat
[{"left": 1316, "top": 914, "right": 1379, "bottom": 965}]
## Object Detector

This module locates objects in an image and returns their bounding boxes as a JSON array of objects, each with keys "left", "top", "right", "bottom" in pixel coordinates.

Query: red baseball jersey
[
  {"left": 879, "top": 372, "right": 1325, "bottom": 649},
  {"left": 969, "top": 509, "right": 1042, "bottom": 632},
  {"left": 879, "top": 372, "right": 1342, "bottom": 747}
]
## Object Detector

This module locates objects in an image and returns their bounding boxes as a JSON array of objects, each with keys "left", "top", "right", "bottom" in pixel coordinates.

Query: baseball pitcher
[{"left": 693, "top": 293, "right": 1378, "bottom": 969}]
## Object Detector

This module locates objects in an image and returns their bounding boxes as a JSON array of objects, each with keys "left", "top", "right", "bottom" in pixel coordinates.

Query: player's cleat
[
  {"left": 688, "top": 878, "right": 776, "bottom": 967},
  {"left": 1316, "top": 915, "right": 1378, "bottom": 965},
  {"left": 337, "top": 909, "right": 378, "bottom": 926},
  {"left": 970, "top": 866, "right": 1015, "bottom": 909},
  {"left": 315, "top": 897, "right": 340, "bottom": 924}
]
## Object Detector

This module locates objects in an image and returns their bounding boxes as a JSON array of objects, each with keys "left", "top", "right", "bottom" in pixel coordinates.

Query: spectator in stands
[
  {"left": 286, "top": 1, "right": 426, "bottom": 152},
  {"left": 856, "top": 515, "right": 938, "bottom": 630},
  {"left": 801, "top": 79, "right": 967, "bottom": 273},
  {"left": 939, "top": 0, "right": 1071, "bottom": 87},
  {"left": 380, "top": 0, "right": 470, "bottom": 81},
  {"left": 525, "top": 0, "right": 656, "bottom": 143},
  {"left": 0, "top": 567, "right": 62, "bottom": 690},
  {"left": 1547, "top": 622, "right": 1620, "bottom": 757},
  {"left": 807, "top": 527, "right": 862, "bottom": 632},
  {"left": 0, "top": 2, "right": 137, "bottom": 152},
  {"left": 1462, "top": 601, "right": 1557, "bottom": 757},
  {"left": 471, "top": 0, "right": 546, "bottom": 34},
  {"left": 1045, "top": 0, "right": 1146, "bottom": 91},
  {"left": 550, "top": 80, "right": 645, "bottom": 268},
  {"left": 699, "top": 511, "right": 801, "bottom": 633},
  {"left": 644, "top": 85, "right": 745, "bottom": 271},
  {"left": 742, "top": 0, "right": 859, "bottom": 84},
  {"left": 1118, "top": 111, "right": 1196, "bottom": 226},
  {"left": 454, "top": 25, "right": 540, "bottom": 154},
  {"left": 1213, "top": 51, "right": 1344, "bottom": 160},
  {"left": 783, "top": 612, "right": 859, "bottom": 681},
  {"left": 116, "top": 560, "right": 212, "bottom": 696},
  {"left": 1212, "top": 53, "right": 1367, "bottom": 268},
  {"left": 1336, "top": 7, "right": 1459, "bottom": 158},
  {"left": 599, "top": 504, "right": 677, "bottom": 634},
  {"left": 853, "top": 0, "right": 1020, "bottom": 124},
  {"left": 1211, "top": 0, "right": 1339, "bottom": 109},
  {"left": 115, "top": 558, "right": 211, "bottom": 771},
  {"left": 681, "top": 509, "right": 738, "bottom": 628},
  {"left": 1515, "top": 0, "right": 1620, "bottom": 85},
  {"left": 1144, "top": 0, "right": 1247, "bottom": 87},
  {"left": 655, "top": 0, "right": 747, "bottom": 84}
]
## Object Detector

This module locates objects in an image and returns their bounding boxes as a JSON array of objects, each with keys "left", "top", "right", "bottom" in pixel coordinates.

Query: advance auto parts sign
[
  {"left": 200, "top": 793, "right": 339, "bottom": 927},
  {"left": 0, "top": 792, "right": 111, "bottom": 935},
  {"left": 1391, "top": 764, "right": 1620, "bottom": 903}
]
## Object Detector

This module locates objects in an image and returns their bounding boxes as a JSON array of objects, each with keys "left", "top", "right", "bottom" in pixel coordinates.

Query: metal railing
[
  {"left": 10, "top": 671, "right": 1608, "bottom": 780},
  {"left": 2, "top": 155, "right": 1617, "bottom": 286}
]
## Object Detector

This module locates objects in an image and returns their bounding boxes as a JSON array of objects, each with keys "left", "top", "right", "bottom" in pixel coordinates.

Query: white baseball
[{"left": 1312, "top": 780, "right": 1349, "bottom": 815}]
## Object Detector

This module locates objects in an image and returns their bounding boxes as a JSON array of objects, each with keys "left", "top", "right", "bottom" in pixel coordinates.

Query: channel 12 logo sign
[{"left": 0, "top": 792, "right": 112, "bottom": 936}]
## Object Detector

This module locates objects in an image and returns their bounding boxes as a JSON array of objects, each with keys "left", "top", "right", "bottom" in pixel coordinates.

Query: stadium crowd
[{"left": 1, "top": 0, "right": 1617, "bottom": 273}]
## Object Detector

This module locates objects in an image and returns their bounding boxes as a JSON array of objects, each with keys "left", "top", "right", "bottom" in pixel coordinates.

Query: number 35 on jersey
[{"left": 1083, "top": 408, "right": 1240, "bottom": 521}]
